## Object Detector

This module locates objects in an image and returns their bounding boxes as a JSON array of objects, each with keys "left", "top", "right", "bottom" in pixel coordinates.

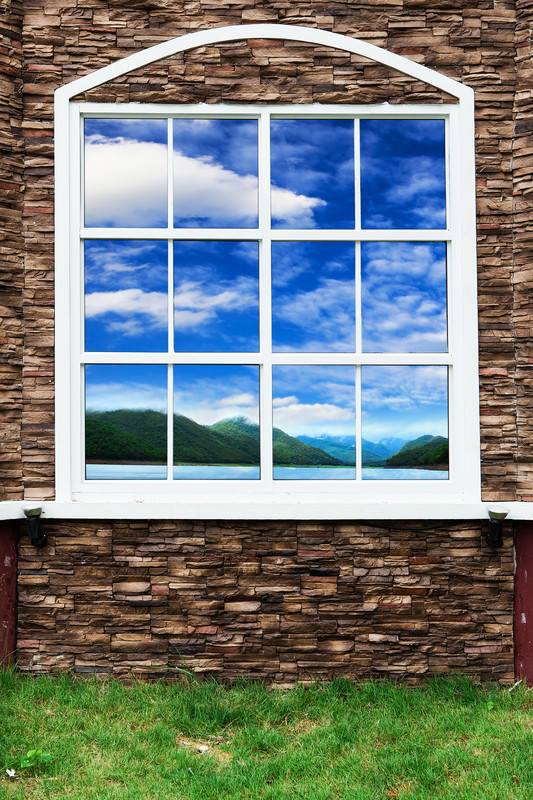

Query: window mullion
[{"left": 258, "top": 110, "right": 273, "bottom": 486}]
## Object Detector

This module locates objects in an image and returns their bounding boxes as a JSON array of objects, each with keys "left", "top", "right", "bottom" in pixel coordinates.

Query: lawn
[{"left": 0, "top": 671, "right": 531, "bottom": 800}]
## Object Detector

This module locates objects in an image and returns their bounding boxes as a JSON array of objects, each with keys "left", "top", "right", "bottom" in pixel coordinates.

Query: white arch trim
[{"left": 55, "top": 23, "right": 472, "bottom": 102}]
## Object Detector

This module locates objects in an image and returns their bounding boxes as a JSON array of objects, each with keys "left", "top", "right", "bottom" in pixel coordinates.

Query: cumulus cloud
[
  {"left": 273, "top": 277, "right": 355, "bottom": 352},
  {"left": 362, "top": 242, "right": 447, "bottom": 352},
  {"left": 85, "top": 288, "right": 167, "bottom": 330},
  {"left": 85, "top": 135, "right": 325, "bottom": 228},
  {"left": 86, "top": 381, "right": 166, "bottom": 412}
]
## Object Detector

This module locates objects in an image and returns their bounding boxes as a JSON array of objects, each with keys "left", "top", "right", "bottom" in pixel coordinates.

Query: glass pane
[
  {"left": 84, "top": 119, "right": 167, "bottom": 228},
  {"left": 174, "top": 241, "right": 259, "bottom": 352},
  {"left": 173, "top": 119, "right": 258, "bottom": 228},
  {"left": 270, "top": 119, "right": 355, "bottom": 229},
  {"left": 360, "top": 119, "right": 446, "bottom": 229},
  {"left": 173, "top": 365, "right": 259, "bottom": 479},
  {"left": 362, "top": 366, "right": 448, "bottom": 480},
  {"left": 85, "top": 364, "right": 167, "bottom": 480},
  {"left": 362, "top": 242, "right": 447, "bottom": 353},
  {"left": 272, "top": 366, "right": 355, "bottom": 480},
  {"left": 84, "top": 240, "right": 168, "bottom": 353},
  {"left": 272, "top": 241, "right": 355, "bottom": 352}
]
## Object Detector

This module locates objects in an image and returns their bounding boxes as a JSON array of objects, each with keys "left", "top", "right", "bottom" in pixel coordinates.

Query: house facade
[{"left": 0, "top": 0, "right": 532, "bottom": 683}]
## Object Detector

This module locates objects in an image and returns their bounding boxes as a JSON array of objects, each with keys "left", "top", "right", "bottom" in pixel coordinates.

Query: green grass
[{"left": 0, "top": 671, "right": 531, "bottom": 799}]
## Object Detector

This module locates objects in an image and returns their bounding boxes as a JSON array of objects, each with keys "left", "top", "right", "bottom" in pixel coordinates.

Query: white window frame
[{"left": 54, "top": 24, "right": 481, "bottom": 516}]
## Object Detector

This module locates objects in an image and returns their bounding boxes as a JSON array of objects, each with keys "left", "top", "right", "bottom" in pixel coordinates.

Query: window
[{"left": 57, "top": 101, "right": 479, "bottom": 509}]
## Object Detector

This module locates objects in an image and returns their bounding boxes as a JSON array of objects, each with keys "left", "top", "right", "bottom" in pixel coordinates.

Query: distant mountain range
[{"left": 85, "top": 411, "right": 448, "bottom": 469}]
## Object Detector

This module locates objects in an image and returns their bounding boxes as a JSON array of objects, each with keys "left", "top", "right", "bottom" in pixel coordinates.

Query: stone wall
[
  {"left": 0, "top": 0, "right": 23, "bottom": 499},
  {"left": 17, "top": 519, "right": 515, "bottom": 683}
]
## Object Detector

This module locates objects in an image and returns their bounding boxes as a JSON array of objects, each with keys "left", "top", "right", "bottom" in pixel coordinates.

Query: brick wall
[
  {"left": 0, "top": 1, "right": 531, "bottom": 680},
  {"left": 17, "top": 520, "right": 515, "bottom": 683}
]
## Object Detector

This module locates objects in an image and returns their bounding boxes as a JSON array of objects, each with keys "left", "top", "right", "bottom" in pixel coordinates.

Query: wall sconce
[
  {"left": 486, "top": 507, "right": 508, "bottom": 548},
  {"left": 23, "top": 507, "right": 47, "bottom": 548}
]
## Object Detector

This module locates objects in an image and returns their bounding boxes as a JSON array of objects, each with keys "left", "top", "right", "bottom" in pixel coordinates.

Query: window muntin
[{"left": 70, "top": 103, "right": 478, "bottom": 501}]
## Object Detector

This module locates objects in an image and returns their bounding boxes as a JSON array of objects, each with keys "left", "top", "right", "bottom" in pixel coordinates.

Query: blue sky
[
  {"left": 84, "top": 118, "right": 168, "bottom": 227},
  {"left": 84, "top": 240, "right": 168, "bottom": 352},
  {"left": 362, "top": 241, "right": 447, "bottom": 352},
  {"left": 85, "top": 364, "right": 167, "bottom": 413},
  {"left": 272, "top": 241, "right": 355, "bottom": 352},
  {"left": 362, "top": 365, "right": 448, "bottom": 443},
  {"left": 174, "top": 241, "right": 259, "bottom": 352},
  {"left": 273, "top": 365, "right": 355, "bottom": 438},
  {"left": 360, "top": 119, "right": 446, "bottom": 229},
  {"left": 270, "top": 119, "right": 355, "bottom": 229},
  {"left": 173, "top": 119, "right": 259, "bottom": 227},
  {"left": 174, "top": 365, "right": 259, "bottom": 427}
]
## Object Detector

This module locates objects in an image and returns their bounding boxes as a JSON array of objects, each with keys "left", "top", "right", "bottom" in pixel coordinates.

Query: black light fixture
[
  {"left": 486, "top": 507, "right": 508, "bottom": 548},
  {"left": 23, "top": 507, "right": 47, "bottom": 548}
]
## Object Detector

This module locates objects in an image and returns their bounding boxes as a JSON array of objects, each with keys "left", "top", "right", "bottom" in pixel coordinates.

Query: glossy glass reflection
[
  {"left": 360, "top": 119, "right": 446, "bottom": 229},
  {"left": 270, "top": 119, "right": 355, "bottom": 229},
  {"left": 84, "top": 240, "right": 168, "bottom": 353},
  {"left": 174, "top": 241, "right": 259, "bottom": 352},
  {"left": 362, "top": 242, "right": 447, "bottom": 353},
  {"left": 85, "top": 364, "right": 167, "bottom": 480},
  {"left": 173, "top": 119, "right": 258, "bottom": 228},
  {"left": 272, "top": 242, "right": 355, "bottom": 352},
  {"left": 84, "top": 118, "right": 167, "bottom": 228},
  {"left": 173, "top": 365, "right": 260, "bottom": 479},
  {"left": 272, "top": 366, "right": 356, "bottom": 479},
  {"left": 362, "top": 365, "right": 448, "bottom": 480}
]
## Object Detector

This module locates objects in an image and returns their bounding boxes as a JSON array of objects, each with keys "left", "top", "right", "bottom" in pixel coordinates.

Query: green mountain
[
  {"left": 385, "top": 435, "right": 448, "bottom": 468},
  {"left": 298, "top": 435, "right": 355, "bottom": 465},
  {"left": 86, "top": 410, "right": 166, "bottom": 462},
  {"left": 273, "top": 429, "right": 343, "bottom": 466},
  {"left": 86, "top": 411, "right": 341, "bottom": 467}
]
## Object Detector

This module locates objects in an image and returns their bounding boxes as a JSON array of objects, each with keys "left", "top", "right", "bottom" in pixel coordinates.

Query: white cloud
[
  {"left": 272, "top": 395, "right": 298, "bottom": 408},
  {"left": 219, "top": 393, "right": 256, "bottom": 407},
  {"left": 85, "top": 288, "right": 167, "bottom": 331},
  {"left": 85, "top": 137, "right": 167, "bottom": 227},
  {"left": 273, "top": 399, "right": 354, "bottom": 436},
  {"left": 85, "top": 135, "right": 324, "bottom": 228},
  {"left": 274, "top": 278, "right": 355, "bottom": 351},
  {"left": 86, "top": 381, "right": 166, "bottom": 412},
  {"left": 174, "top": 276, "right": 257, "bottom": 332}
]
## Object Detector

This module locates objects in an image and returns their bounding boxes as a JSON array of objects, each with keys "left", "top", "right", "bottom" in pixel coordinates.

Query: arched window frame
[{"left": 54, "top": 24, "right": 481, "bottom": 517}]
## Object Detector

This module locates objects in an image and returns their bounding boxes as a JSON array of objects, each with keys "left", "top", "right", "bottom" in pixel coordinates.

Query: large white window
[
  {"left": 57, "top": 102, "right": 480, "bottom": 510},
  {"left": 55, "top": 26, "right": 480, "bottom": 515}
]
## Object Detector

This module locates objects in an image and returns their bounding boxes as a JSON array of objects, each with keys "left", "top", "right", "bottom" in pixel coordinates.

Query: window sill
[{"left": 0, "top": 498, "right": 528, "bottom": 521}]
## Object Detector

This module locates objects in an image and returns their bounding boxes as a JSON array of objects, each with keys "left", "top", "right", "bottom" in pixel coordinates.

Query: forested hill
[
  {"left": 85, "top": 411, "right": 342, "bottom": 466},
  {"left": 384, "top": 435, "right": 449, "bottom": 468}
]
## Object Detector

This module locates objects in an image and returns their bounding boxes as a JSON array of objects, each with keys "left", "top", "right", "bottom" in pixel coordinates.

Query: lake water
[{"left": 86, "top": 464, "right": 448, "bottom": 481}]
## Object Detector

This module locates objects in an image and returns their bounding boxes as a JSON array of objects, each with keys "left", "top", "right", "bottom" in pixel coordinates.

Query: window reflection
[
  {"left": 174, "top": 241, "right": 259, "bottom": 352},
  {"left": 84, "top": 118, "right": 168, "bottom": 228},
  {"left": 85, "top": 364, "right": 167, "bottom": 480},
  {"left": 173, "top": 365, "right": 260, "bottom": 479},
  {"left": 272, "top": 365, "right": 356, "bottom": 479},
  {"left": 360, "top": 119, "right": 446, "bottom": 229},
  {"left": 362, "top": 242, "right": 447, "bottom": 353},
  {"left": 270, "top": 119, "right": 355, "bottom": 229},
  {"left": 173, "top": 119, "right": 258, "bottom": 228},
  {"left": 362, "top": 365, "right": 449, "bottom": 480},
  {"left": 84, "top": 240, "right": 168, "bottom": 353},
  {"left": 272, "top": 241, "right": 355, "bottom": 352}
]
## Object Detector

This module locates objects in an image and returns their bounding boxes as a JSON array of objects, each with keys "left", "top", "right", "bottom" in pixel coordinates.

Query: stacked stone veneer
[
  {"left": 17, "top": 520, "right": 514, "bottom": 682},
  {"left": 0, "top": 1, "right": 530, "bottom": 679}
]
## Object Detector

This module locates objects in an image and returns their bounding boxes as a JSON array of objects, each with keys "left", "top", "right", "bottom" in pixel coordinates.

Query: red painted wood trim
[
  {"left": 0, "top": 523, "right": 17, "bottom": 665},
  {"left": 515, "top": 522, "right": 533, "bottom": 685}
]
